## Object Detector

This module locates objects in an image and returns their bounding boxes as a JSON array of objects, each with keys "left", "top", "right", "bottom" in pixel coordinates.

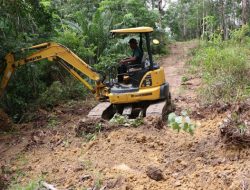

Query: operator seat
[{"left": 126, "top": 52, "right": 150, "bottom": 87}]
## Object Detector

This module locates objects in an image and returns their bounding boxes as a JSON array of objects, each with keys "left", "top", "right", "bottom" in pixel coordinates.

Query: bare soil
[{"left": 1, "top": 41, "right": 250, "bottom": 190}]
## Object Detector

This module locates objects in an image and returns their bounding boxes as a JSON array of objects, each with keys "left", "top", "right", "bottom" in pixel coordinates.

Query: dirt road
[
  {"left": 162, "top": 42, "right": 196, "bottom": 97},
  {"left": 1, "top": 42, "right": 250, "bottom": 190}
]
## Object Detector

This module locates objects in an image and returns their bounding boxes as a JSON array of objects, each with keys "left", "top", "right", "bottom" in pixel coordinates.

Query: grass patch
[
  {"left": 8, "top": 179, "right": 55, "bottom": 190},
  {"left": 8, "top": 180, "right": 40, "bottom": 190},
  {"left": 189, "top": 26, "right": 250, "bottom": 104}
]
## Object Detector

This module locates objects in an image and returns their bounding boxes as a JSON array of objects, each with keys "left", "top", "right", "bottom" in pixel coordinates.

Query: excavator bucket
[{"left": 0, "top": 53, "right": 15, "bottom": 97}]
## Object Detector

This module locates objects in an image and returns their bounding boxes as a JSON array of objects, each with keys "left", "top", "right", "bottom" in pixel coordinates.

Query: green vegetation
[
  {"left": 46, "top": 114, "right": 60, "bottom": 128},
  {"left": 8, "top": 180, "right": 40, "bottom": 190},
  {"left": 189, "top": 25, "right": 250, "bottom": 104},
  {"left": 167, "top": 111, "right": 197, "bottom": 135},
  {"left": 165, "top": 0, "right": 250, "bottom": 40},
  {"left": 110, "top": 113, "right": 144, "bottom": 127},
  {"left": 181, "top": 76, "right": 189, "bottom": 83},
  {"left": 84, "top": 123, "right": 103, "bottom": 141}
]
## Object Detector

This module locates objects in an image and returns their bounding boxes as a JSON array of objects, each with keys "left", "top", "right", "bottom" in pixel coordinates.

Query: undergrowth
[
  {"left": 189, "top": 25, "right": 250, "bottom": 104},
  {"left": 8, "top": 180, "right": 40, "bottom": 190},
  {"left": 110, "top": 113, "right": 144, "bottom": 127},
  {"left": 167, "top": 111, "right": 197, "bottom": 135}
]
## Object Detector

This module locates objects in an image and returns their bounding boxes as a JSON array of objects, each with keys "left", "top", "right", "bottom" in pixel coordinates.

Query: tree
[
  {"left": 242, "top": 0, "right": 250, "bottom": 24},
  {"left": 165, "top": 0, "right": 247, "bottom": 40}
]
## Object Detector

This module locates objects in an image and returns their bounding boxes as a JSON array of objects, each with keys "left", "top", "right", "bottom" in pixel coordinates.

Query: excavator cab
[{"left": 111, "top": 27, "right": 157, "bottom": 87}]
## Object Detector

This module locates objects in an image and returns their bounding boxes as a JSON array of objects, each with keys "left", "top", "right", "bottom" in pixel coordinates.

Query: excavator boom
[{"left": 0, "top": 42, "right": 108, "bottom": 100}]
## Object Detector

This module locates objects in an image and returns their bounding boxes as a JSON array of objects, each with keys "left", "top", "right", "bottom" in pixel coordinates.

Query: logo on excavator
[
  {"left": 131, "top": 92, "right": 152, "bottom": 97},
  {"left": 25, "top": 56, "right": 42, "bottom": 62}
]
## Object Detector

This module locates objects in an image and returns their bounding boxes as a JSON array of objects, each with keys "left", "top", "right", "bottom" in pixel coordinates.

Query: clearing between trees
[{"left": 0, "top": 41, "right": 249, "bottom": 190}]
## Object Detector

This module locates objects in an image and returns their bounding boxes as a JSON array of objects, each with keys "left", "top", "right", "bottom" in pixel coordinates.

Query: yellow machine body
[{"left": 109, "top": 67, "right": 166, "bottom": 104}]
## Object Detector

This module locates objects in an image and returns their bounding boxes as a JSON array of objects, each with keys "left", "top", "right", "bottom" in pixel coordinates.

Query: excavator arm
[{"left": 0, "top": 42, "right": 109, "bottom": 100}]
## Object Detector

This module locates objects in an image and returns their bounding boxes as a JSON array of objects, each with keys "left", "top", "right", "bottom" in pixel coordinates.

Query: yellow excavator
[{"left": 0, "top": 27, "right": 172, "bottom": 119}]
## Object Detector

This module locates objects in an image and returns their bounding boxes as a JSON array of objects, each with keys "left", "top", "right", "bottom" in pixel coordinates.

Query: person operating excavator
[{"left": 117, "top": 38, "right": 143, "bottom": 83}]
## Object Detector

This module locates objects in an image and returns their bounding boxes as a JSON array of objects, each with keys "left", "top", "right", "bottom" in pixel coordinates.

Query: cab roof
[{"left": 110, "top": 27, "right": 153, "bottom": 34}]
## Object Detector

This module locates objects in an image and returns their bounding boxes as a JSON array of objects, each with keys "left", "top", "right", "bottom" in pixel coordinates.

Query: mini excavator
[{"left": 0, "top": 27, "right": 172, "bottom": 119}]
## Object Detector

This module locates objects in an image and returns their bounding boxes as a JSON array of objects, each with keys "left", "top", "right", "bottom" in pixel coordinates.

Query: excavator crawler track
[
  {"left": 146, "top": 101, "right": 166, "bottom": 119},
  {"left": 87, "top": 102, "right": 114, "bottom": 120},
  {"left": 146, "top": 97, "right": 174, "bottom": 120}
]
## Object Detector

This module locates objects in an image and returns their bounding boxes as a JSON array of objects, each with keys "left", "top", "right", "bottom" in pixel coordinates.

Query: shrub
[
  {"left": 0, "top": 64, "right": 47, "bottom": 120},
  {"left": 168, "top": 111, "right": 196, "bottom": 135},
  {"left": 38, "top": 81, "right": 63, "bottom": 107},
  {"left": 61, "top": 78, "right": 88, "bottom": 99},
  {"left": 189, "top": 27, "right": 250, "bottom": 104},
  {"left": 38, "top": 79, "right": 88, "bottom": 108},
  {"left": 94, "top": 53, "right": 126, "bottom": 78},
  {"left": 230, "top": 24, "right": 250, "bottom": 43},
  {"left": 199, "top": 46, "right": 248, "bottom": 104}
]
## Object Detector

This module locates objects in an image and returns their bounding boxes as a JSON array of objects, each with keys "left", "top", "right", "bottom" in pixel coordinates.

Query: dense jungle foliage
[{"left": 0, "top": 0, "right": 249, "bottom": 120}]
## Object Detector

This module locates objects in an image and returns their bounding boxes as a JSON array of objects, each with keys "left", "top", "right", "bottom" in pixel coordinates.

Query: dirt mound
[
  {"left": 219, "top": 102, "right": 250, "bottom": 146},
  {"left": 0, "top": 109, "right": 12, "bottom": 131},
  {"left": 220, "top": 120, "right": 250, "bottom": 146},
  {"left": 75, "top": 118, "right": 109, "bottom": 137},
  {"left": 75, "top": 116, "right": 159, "bottom": 138},
  {"left": 143, "top": 116, "right": 164, "bottom": 129}
]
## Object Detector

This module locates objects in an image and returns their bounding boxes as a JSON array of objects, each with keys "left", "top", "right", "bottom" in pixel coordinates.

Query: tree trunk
[
  {"left": 183, "top": 6, "right": 187, "bottom": 40},
  {"left": 242, "top": 0, "right": 249, "bottom": 24},
  {"left": 158, "top": 0, "right": 166, "bottom": 14},
  {"left": 196, "top": 0, "right": 200, "bottom": 38},
  {"left": 202, "top": 0, "right": 205, "bottom": 40},
  {"left": 183, "top": 17, "right": 186, "bottom": 40},
  {"left": 157, "top": 0, "right": 164, "bottom": 28},
  {"left": 151, "top": 0, "right": 155, "bottom": 9},
  {"left": 219, "top": 0, "right": 228, "bottom": 40}
]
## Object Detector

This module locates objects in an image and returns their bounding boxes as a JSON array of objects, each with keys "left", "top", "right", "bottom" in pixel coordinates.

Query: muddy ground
[{"left": 0, "top": 41, "right": 250, "bottom": 190}]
